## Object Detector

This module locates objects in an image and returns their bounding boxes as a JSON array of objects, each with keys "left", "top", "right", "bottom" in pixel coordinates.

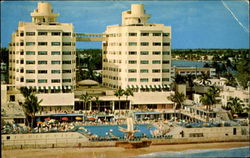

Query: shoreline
[{"left": 2, "top": 141, "right": 249, "bottom": 158}]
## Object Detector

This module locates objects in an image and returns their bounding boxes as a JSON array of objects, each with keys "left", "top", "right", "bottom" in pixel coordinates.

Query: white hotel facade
[{"left": 102, "top": 4, "right": 172, "bottom": 90}]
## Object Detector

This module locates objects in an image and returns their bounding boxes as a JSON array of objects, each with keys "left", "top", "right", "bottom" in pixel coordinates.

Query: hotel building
[
  {"left": 7, "top": 2, "right": 76, "bottom": 112},
  {"left": 102, "top": 4, "right": 172, "bottom": 91}
]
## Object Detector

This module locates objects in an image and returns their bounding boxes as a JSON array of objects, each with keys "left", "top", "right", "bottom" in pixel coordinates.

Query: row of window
[
  {"left": 128, "top": 51, "right": 170, "bottom": 55},
  {"left": 103, "top": 42, "right": 170, "bottom": 47},
  {"left": 128, "top": 60, "right": 170, "bottom": 64},
  {"left": 25, "top": 79, "right": 72, "bottom": 83},
  {"left": 128, "top": 69, "right": 170, "bottom": 73},
  {"left": 24, "top": 32, "right": 72, "bottom": 36},
  {"left": 25, "top": 42, "right": 74, "bottom": 46},
  {"left": 106, "top": 32, "right": 170, "bottom": 37},
  {"left": 128, "top": 78, "right": 170, "bottom": 82},
  {"left": 25, "top": 60, "right": 74, "bottom": 65},
  {"left": 9, "top": 51, "right": 75, "bottom": 55},
  {"left": 25, "top": 69, "right": 73, "bottom": 74}
]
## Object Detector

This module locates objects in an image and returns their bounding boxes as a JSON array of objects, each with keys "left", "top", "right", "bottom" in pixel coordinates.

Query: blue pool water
[
  {"left": 77, "top": 124, "right": 156, "bottom": 137},
  {"left": 172, "top": 60, "right": 207, "bottom": 68},
  {"left": 135, "top": 146, "right": 250, "bottom": 158}
]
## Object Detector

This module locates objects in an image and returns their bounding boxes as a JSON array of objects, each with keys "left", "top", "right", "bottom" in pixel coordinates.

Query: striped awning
[
  {"left": 127, "top": 85, "right": 131, "bottom": 89},
  {"left": 145, "top": 85, "right": 149, "bottom": 89},
  {"left": 154, "top": 85, "right": 158, "bottom": 89},
  {"left": 136, "top": 85, "right": 139, "bottom": 89},
  {"left": 131, "top": 85, "right": 135, "bottom": 89},
  {"left": 141, "top": 85, "right": 144, "bottom": 89},
  {"left": 157, "top": 85, "right": 161, "bottom": 89},
  {"left": 46, "top": 86, "right": 49, "bottom": 90},
  {"left": 149, "top": 85, "right": 153, "bottom": 89}
]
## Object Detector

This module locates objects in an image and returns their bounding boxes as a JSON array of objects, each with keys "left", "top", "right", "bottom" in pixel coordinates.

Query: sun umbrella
[
  {"left": 61, "top": 117, "right": 69, "bottom": 121},
  {"left": 88, "top": 117, "right": 95, "bottom": 121},
  {"left": 75, "top": 117, "right": 82, "bottom": 120},
  {"left": 49, "top": 119, "right": 55, "bottom": 123},
  {"left": 44, "top": 120, "right": 49, "bottom": 123},
  {"left": 37, "top": 121, "right": 43, "bottom": 124},
  {"left": 44, "top": 117, "right": 50, "bottom": 121}
]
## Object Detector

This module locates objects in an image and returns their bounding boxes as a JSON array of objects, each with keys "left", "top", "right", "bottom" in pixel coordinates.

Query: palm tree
[
  {"left": 80, "top": 93, "right": 93, "bottom": 111},
  {"left": 19, "top": 87, "right": 42, "bottom": 128},
  {"left": 123, "top": 88, "right": 134, "bottom": 110},
  {"left": 168, "top": 92, "right": 186, "bottom": 110},
  {"left": 114, "top": 87, "right": 124, "bottom": 116},
  {"left": 198, "top": 72, "right": 211, "bottom": 86},
  {"left": 226, "top": 97, "right": 244, "bottom": 117},
  {"left": 94, "top": 96, "right": 100, "bottom": 112},
  {"left": 200, "top": 86, "right": 220, "bottom": 121}
]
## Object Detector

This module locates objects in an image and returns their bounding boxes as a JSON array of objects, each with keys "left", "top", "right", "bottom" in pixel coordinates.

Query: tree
[
  {"left": 198, "top": 72, "right": 211, "bottom": 86},
  {"left": 235, "top": 56, "right": 250, "bottom": 89},
  {"left": 226, "top": 97, "right": 244, "bottom": 117},
  {"left": 80, "top": 93, "right": 92, "bottom": 111},
  {"left": 174, "top": 74, "right": 186, "bottom": 84},
  {"left": 123, "top": 88, "right": 134, "bottom": 110},
  {"left": 114, "top": 87, "right": 124, "bottom": 116},
  {"left": 19, "top": 87, "right": 42, "bottom": 128},
  {"left": 94, "top": 96, "right": 100, "bottom": 112},
  {"left": 200, "top": 86, "right": 220, "bottom": 121},
  {"left": 167, "top": 92, "right": 186, "bottom": 110}
]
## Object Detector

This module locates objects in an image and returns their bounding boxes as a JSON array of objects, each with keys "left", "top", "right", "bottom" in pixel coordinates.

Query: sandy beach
[{"left": 2, "top": 142, "right": 249, "bottom": 158}]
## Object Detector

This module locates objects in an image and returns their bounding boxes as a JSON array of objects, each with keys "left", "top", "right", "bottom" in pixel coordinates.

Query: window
[
  {"left": 26, "top": 70, "right": 35, "bottom": 74},
  {"left": 26, "top": 51, "right": 35, "bottom": 55},
  {"left": 51, "top": 51, "right": 60, "bottom": 55},
  {"left": 163, "top": 42, "right": 170, "bottom": 46},
  {"left": 152, "top": 78, "right": 160, "bottom": 82},
  {"left": 129, "top": 51, "right": 137, "bottom": 55},
  {"left": 26, "top": 60, "right": 35, "bottom": 64},
  {"left": 162, "top": 78, "right": 169, "bottom": 81},
  {"left": 38, "top": 32, "right": 47, "bottom": 36},
  {"left": 152, "top": 69, "right": 161, "bottom": 73},
  {"left": 62, "top": 51, "right": 71, "bottom": 55},
  {"left": 26, "top": 79, "right": 35, "bottom": 83},
  {"left": 51, "top": 42, "right": 60, "bottom": 46},
  {"left": 163, "top": 51, "right": 170, "bottom": 55},
  {"left": 26, "top": 42, "right": 35, "bottom": 46},
  {"left": 38, "top": 51, "right": 47, "bottom": 55},
  {"left": 62, "top": 42, "right": 71, "bottom": 46},
  {"left": 128, "top": 33, "right": 137, "bottom": 36},
  {"left": 140, "top": 51, "right": 149, "bottom": 55},
  {"left": 141, "top": 32, "right": 149, "bottom": 36},
  {"left": 128, "top": 78, "right": 137, "bottom": 82},
  {"left": 163, "top": 33, "right": 170, "bottom": 36},
  {"left": 128, "top": 42, "right": 137, "bottom": 46},
  {"left": 153, "top": 51, "right": 161, "bottom": 55},
  {"left": 153, "top": 33, "right": 161, "bottom": 36},
  {"left": 162, "top": 69, "right": 170, "bottom": 73},
  {"left": 128, "top": 69, "right": 137, "bottom": 73},
  {"left": 153, "top": 42, "right": 161, "bottom": 46},
  {"left": 51, "top": 70, "right": 60, "bottom": 74},
  {"left": 51, "top": 79, "right": 60, "bottom": 83},
  {"left": 62, "top": 70, "right": 71, "bottom": 73},
  {"left": 38, "top": 79, "right": 47, "bottom": 83},
  {"left": 140, "top": 69, "right": 148, "bottom": 73},
  {"left": 62, "top": 60, "right": 71, "bottom": 64},
  {"left": 140, "top": 60, "right": 149, "bottom": 64},
  {"left": 140, "top": 78, "right": 148, "bottom": 82},
  {"left": 152, "top": 60, "right": 161, "bottom": 64},
  {"left": 38, "top": 42, "right": 47, "bottom": 46},
  {"left": 38, "top": 61, "right": 47, "bottom": 65},
  {"left": 63, "top": 79, "right": 71, "bottom": 83},
  {"left": 38, "top": 70, "right": 47, "bottom": 74},
  {"left": 163, "top": 60, "right": 170, "bottom": 64},
  {"left": 128, "top": 60, "right": 137, "bottom": 64},
  {"left": 51, "top": 61, "right": 60, "bottom": 64},
  {"left": 51, "top": 32, "right": 61, "bottom": 36},
  {"left": 26, "top": 32, "right": 35, "bottom": 36},
  {"left": 141, "top": 42, "right": 149, "bottom": 46},
  {"left": 62, "top": 32, "right": 71, "bottom": 36}
]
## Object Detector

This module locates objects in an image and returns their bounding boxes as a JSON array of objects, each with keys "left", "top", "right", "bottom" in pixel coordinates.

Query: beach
[{"left": 2, "top": 142, "right": 249, "bottom": 158}]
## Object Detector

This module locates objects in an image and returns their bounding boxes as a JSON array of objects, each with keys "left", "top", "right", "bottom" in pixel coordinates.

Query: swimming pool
[{"left": 77, "top": 124, "right": 157, "bottom": 138}]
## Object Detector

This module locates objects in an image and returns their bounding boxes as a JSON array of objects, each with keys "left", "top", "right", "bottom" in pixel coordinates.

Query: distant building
[
  {"left": 102, "top": 4, "right": 172, "bottom": 91},
  {"left": 172, "top": 67, "right": 216, "bottom": 78}
]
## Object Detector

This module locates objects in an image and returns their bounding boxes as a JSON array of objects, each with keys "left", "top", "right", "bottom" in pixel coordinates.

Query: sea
[
  {"left": 135, "top": 146, "right": 250, "bottom": 158},
  {"left": 171, "top": 60, "right": 207, "bottom": 68}
]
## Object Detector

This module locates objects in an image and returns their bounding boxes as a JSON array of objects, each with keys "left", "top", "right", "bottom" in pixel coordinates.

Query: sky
[{"left": 1, "top": 0, "right": 249, "bottom": 49}]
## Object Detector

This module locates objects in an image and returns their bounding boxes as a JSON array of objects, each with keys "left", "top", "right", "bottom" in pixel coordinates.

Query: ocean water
[
  {"left": 172, "top": 60, "right": 207, "bottom": 68},
  {"left": 135, "top": 146, "right": 250, "bottom": 158}
]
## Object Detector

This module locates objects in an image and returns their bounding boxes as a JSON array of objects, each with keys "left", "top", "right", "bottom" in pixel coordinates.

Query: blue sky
[{"left": 1, "top": 0, "right": 249, "bottom": 49}]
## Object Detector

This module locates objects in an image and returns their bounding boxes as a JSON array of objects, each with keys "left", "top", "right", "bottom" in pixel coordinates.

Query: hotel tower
[
  {"left": 8, "top": 2, "right": 76, "bottom": 92},
  {"left": 102, "top": 4, "right": 172, "bottom": 91}
]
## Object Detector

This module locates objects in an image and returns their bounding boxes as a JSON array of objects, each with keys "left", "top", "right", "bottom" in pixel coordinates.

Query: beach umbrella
[
  {"left": 49, "top": 119, "right": 55, "bottom": 123},
  {"left": 88, "top": 117, "right": 95, "bottom": 121},
  {"left": 75, "top": 117, "right": 82, "bottom": 120},
  {"left": 44, "top": 117, "right": 50, "bottom": 121},
  {"left": 61, "top": 117, "right": 69, "bottom": 121},
  {"left": 37, "top": 121, "right": 43, "bottom": 124},
  {"left": 44, "top": 120, "right": 49, "bottom": 123}
]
